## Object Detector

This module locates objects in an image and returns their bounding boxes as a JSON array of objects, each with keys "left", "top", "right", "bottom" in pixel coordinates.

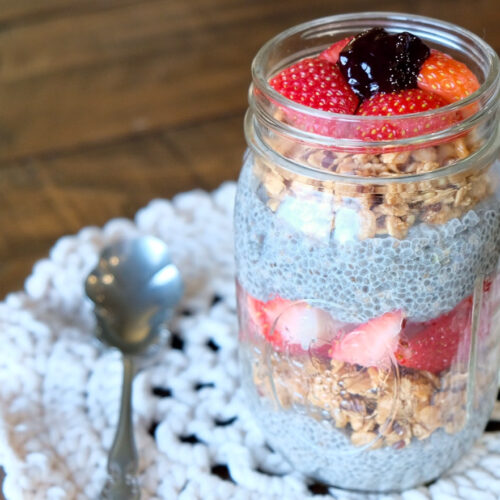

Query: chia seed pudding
[
  {"left": 235, "top": 156, "right": 500, "bottom": 323},
  {"left": 235, "top": 12, "right": 500, "bottom": 493}
]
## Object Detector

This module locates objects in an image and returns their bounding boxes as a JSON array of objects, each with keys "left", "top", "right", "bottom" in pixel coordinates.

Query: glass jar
[{"left": 234, "top": 12, "right": 500, "bottom": 493}]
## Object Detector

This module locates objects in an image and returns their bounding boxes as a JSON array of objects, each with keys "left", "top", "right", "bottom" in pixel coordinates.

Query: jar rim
[
  {"left": 245, "top": 109, "right": 500, "bottom": 185},
  {"left": 250, "top": 11, "right": 500, "bottom": 146}
]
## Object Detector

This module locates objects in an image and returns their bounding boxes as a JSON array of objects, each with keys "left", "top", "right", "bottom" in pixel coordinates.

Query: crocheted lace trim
[{"left": 1, "top": 182, "right": 500, "bottom": 500}]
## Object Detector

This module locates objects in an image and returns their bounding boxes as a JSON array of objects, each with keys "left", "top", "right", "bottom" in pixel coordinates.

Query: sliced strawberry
[
  {"left": 319, "top": 36, "right": 353, "bottom": 64},
  {"left": 418, "top": 49, "right": 480, "bottom": 103},
  {"left": 356, "top": 88, "right": 453, "bottom": 141},
  {"left": 269, "top": 57, "right": 358, "bottom": 114},
  {"left": 329, "top": 311, "right": 405, "bottom": 369},
  {"left": 246, "top": 294, "right": 334, "bottom": 354},
  {"left": 246, "top": 295, "right": 289, "bottom": 347},
  {"left": 396, "top": 278, "right": 497, "bottom": 374},
  {"left": 395, "top": 297, "right": 472, "bottom": 374}
]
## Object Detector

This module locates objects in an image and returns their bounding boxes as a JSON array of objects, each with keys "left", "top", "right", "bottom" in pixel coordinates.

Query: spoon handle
[{"left": 101, "top": 355, "right": 140, "bottom": 500}]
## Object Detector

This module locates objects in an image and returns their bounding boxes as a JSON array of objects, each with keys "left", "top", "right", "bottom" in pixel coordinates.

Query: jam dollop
[{"left": 338, "top": 28, "right": 430, "bottom": 100}]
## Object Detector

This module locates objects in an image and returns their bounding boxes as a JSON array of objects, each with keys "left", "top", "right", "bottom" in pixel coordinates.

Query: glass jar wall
[{"left": 235, "top": 12, "right": 500, "bottom": 492}]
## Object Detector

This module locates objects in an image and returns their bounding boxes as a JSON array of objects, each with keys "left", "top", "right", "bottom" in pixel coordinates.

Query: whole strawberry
[
  {"left": 270, "top": 57, "right": 358, "bottom": 114},
  {"left": 356, "top": 88, "right": 452, "bottom": 140}
]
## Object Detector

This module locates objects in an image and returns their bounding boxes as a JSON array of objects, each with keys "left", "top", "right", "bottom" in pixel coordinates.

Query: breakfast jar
[{"left": 234, "top": 12, "right": 500, "bottom": 492}]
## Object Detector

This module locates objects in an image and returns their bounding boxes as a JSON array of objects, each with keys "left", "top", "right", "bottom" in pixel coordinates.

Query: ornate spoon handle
[{"left": 101, "top": 355, "right": 140, "bottom": 500}]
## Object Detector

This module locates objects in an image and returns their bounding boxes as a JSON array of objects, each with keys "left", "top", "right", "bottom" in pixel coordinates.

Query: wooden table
[{"left": 0, "top": 0, "right": 499, "bottom": 299}]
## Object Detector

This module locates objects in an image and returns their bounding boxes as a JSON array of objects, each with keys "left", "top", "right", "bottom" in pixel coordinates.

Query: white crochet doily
[{"left": 1, "top": 182, "right": 500, "bottom": 500}]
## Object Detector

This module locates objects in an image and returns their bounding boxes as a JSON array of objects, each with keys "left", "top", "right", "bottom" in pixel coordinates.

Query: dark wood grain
[{"left": 0, "top": 0, "right": 499, "bottom": 304}]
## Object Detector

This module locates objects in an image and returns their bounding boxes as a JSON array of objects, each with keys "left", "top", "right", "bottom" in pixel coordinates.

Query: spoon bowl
[{"left": 86, "top": 236, "right": 183, "bottom": 355}]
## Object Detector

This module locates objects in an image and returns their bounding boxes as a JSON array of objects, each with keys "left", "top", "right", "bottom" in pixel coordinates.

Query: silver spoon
[{"left": 85, "top": 236, "right": 183, "bottom": 500}]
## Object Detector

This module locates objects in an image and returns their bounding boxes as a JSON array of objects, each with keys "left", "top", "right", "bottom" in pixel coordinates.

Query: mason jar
[{"left": 234, "top": 12, "right": 500, "bottom": 492}]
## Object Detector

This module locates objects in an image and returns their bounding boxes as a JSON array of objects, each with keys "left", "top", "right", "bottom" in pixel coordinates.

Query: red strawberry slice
[
  {"left": 329, "top": 311, "right": 405, "bottom": 369},
  {"left": 356, "top": 88, "right": 453, "bottom": 141},
  {"left": 246, "top": 295, "right": 290, "bottom": 347},
  {"left": 396, "top": 280, "right": 495, "bottom": 374},
  {"left": 269, "top": 56, "right": 358, "bottom": 115},
  {"left": 246, "top": 295, "right": 334, "bottom": 354},
  {"left": 319, "top": 36, "right": 353, "bottom": 64},
  {"left": 395, "top": 297, "right": 472, "bottom": 374},
  {"left": 418, "top": 49, "right": 480, "bottom": 103}
]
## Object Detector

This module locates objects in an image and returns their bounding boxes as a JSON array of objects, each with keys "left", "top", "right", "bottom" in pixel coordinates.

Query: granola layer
[
  {"left": 251, "top": 347, "right": 497, "bottom": 450},
  {"left": 256, "top": 135, "right": 491, "bottom": 239}
]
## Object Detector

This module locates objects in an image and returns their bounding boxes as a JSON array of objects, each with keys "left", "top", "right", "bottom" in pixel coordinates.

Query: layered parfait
[{"left": 235, "top": 14, "right": 500, "bottom": 492}]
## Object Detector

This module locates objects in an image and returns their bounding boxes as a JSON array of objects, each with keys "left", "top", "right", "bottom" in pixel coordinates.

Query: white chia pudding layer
[{"left": 235, "top": 157, "right": 500, "bottom": 323}]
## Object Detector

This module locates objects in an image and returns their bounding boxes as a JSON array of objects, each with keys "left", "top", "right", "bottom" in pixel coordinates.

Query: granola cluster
[
  {"left": 254, "top": 136, "right": 492, "bottom": 239},
  {"left": 252, "top": 350, "right": 494, "bottom": 450}
]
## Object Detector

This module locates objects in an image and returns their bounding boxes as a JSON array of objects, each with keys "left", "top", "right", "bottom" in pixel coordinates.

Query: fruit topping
[
  {"left": 269, "top": 57, "right": 358, "bottom": 114},
  {"left": 418, "top": 49, "right": 481, "bottom": 102},
  {"left": 358, "top": 88, "right": 448, "bottom": 116},
  {"left": 319, "top": 36, "right": 353, "bottom": 64},
  {"left": 338, "top": 28, "right": 430, "bottom": 100},
  {"left": 356, "top": 88, "right": 452, "bottom": 140},
  {"left": 329, "top": 310, "right": 405, "bottom": 369}
]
